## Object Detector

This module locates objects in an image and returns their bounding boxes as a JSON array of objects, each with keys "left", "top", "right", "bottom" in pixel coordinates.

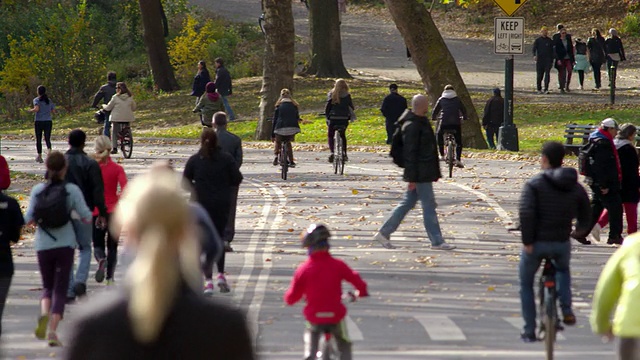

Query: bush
[{"left": 621, "top": 13, "right": 640, "bottom": 36}]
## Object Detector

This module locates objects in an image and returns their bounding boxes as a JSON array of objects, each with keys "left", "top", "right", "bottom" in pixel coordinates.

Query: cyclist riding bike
[
  {"left": 284, "top": 224, "right": 368, "bottom": 360},
  {"left": 272, "top": 88, "right": 301, "bottom": 167},
  {"left": 431, "top": 84, "right": 467, "bottom": 168},
  {"left": 325, "top": 79, "right": 355, "bottom": 163}
]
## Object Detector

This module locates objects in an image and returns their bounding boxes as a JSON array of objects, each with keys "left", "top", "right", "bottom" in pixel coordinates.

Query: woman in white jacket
[{"left": 102, "top": 82, "right": 136, "bottom": 154}]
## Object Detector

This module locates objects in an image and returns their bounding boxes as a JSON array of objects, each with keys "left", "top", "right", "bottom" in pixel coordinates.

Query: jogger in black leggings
[
  {"left": 29, "top": 85, "right": 55, "bottom": 163},
  {"left": 35, "top": 121, "right": 53, "bottom": 159}
]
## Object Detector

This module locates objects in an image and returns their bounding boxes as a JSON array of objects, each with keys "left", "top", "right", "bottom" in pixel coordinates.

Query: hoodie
[
  {"left": 102, "top": 93, "right": 136, "bottom": 123},
  {"left": 519, "top": 167, "right": 591, "bottom": 245},
  {"left": 431, "top": 90, "right": 467, "bottom": 126}
]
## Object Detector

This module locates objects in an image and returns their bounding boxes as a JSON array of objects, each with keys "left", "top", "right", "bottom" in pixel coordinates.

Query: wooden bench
[{"left": 564, "top": 123, "right": 640, "bottom": 155}]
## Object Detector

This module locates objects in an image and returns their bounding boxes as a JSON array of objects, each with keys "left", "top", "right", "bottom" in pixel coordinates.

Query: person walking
[
  {"left": 553, "top": 26, "right": 575, "bottom": 93},
  {"left": 482, "top": 88, "right": 504, "bottom": 149},
  {"left": 587, "top": 28, "right": 606, "bottom": 90},
  {"left": 605, "top": 28, "right": 626, "bottom": 88},
  {"left": 102, "top": 82, "right": 136, "bottom": 154},
  {"left": 91, "top": 135, "right": 127, "bottom": 285},
  {"left": 65, "top": 129, "right": 107, "bottom": 301},
  {"left": 214, "top": 58, "right": 235, "bottom": 121},
  {"left": 591, "top": 232, "right": 640, "bottom": 360},
  {"left": 25, "top": 151, "right": 93, "bottom": 346},
  {"left": 591, "top": 123, "right": 639, "bottom": 241},
  {"left": 272, "top": 89, "right": 301, "bottom": 167},
  {"left": 65, "top": 168, "right": 255, "bottom": 360},
  {"left": 0, "top": 156, "right": 24, "bottom": 338},
  {"left": 373, "top": 95, "right": 456, "bottom": 251},
  {"left": 190, "top": 60, "right": 211, "bottom": 104},
  {"left": 575, "top": 118, "right": 624, "bottom": 245},
  {"left": 380, "top": 84, "right": 408, "bottom": 144},
  {"left": 28, "top": 85, "right": 55, "bottom": 164},
  {"left": 517, "top": 141, "right": 591, "bottom": 342},
  {"left": 432, "top": 84, "right": 467, "bottom": 168},
  {"left": 183, "top": 128, "right": 243, "bottom": 293},
  {"left": 325, "top": 79, "right": 355, "bottom": 163},
  {"left": 532, "top": 26, "right": 554, "bottom": 94},
  {"left": 573, "top": 37, "right": 590, "bottom": 90},
  {"left": 91, "top": 71, "right": 118, "bottom": 138},
  {"left": 193, "top": 82, "right": 225, "bottom": 127},
  {"left": 212, "top": 112, "right": 243, "bottom": 253}
]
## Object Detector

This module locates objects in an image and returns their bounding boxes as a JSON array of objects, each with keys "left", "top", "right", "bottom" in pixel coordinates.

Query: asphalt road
[{"left": 0, "top": 139, "right": 620, "bottom": 359}]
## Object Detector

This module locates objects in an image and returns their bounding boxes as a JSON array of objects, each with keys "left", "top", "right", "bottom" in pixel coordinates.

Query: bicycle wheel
[
  {"left": 280, "top": 143, "right": 288, "bottom": 180},
  {"left": 446, "top": 141, "right": 455, "bottom": 178},
  {"left": 333, "top": 130, "right": 340, "bottom": 175},
  {"left": 120, "top": 126, "right": 133, "bottom": 159},
  {"left": 321, "top": 335, "right": 336, "bottom": 360},
  {"left": 543, "top": 287, "right": 557, "bottom": 360}
]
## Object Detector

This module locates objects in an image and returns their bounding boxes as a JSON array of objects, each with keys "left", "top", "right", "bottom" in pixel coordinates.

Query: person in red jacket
[
  {"left": 284, "top": 224, "right": 368, "bottom": 360},
  {"left": 0, "top": 155, "right": 10, "bottom": 190}
]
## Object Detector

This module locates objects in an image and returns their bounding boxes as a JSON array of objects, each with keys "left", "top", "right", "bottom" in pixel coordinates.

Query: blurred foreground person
[{"left": 65, "top": 169, "right": 254, "bottom": 359}]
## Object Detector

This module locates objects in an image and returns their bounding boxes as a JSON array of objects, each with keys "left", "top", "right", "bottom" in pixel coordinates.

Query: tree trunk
[
  {"left": 383, "top": 0, "right": 487, "bottom": 149},
  {"left": 256, "top": 0, "right": 295, "bottom": 140},
  {"left": 306, "top": 0, "right": 351, "bottom": 78},
  {"left": 138, "top": 0, "right": 179, "bottom": 92}
]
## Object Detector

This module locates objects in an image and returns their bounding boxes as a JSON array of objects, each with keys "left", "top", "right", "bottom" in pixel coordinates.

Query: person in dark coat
[
  {"left": 532, "top": 27, "right": 554, "bottom": 94},
  {"left": 272, "top": 89, "right": 301, "bottom": 166},
  {"left": 373, "top": 95, "right": 455, "bottom": 251},
  {"left": 183, "top": 128, "right": 243, "bottom": 293},
  {"left": 482, "top": 88, "right": 504, "bottom": 149},
  {"left": 587, "top": 29, "right": 606, "bottom": 90},
  {"left": 593, "top": 123, "right": 639, "bottom": 239},
  {"left": 380, "top": 84, "right": 408, "bottom": 144},
  {"left": 65, "top": 168, "right": 254, "bottom": 360},
  {"left": 325, "top": 79, "right": 355, "bottom": 163},
  {"left": 190, "top": 61, "right": 210, "bottom": 102},
  {"left": 518, "top": 141, "right": 591, "bottom": 342},
  {"left": 605, "top": 28, "right": 626, "bottom": 88},
  {"left": 214, "top": 58, "right": 235, "bottom": 121},
  {"left": 553, "top": 26, "right": 575, "bottom": 92},
  {"left": 91, "top": 71, "right": 117, "bottom": 138},
  {"left": 431, "top": 84, "right": 467, "bottom": 168}
]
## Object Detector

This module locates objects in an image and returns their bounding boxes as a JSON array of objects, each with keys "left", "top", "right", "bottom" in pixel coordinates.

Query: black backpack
[
  {"left": 33, "top": 182, "right": 70, "bottom": 232},
  {"left": 578, "top": 140, "right": 597, "bottom": 177},
  {"left": 389, "top": 121, "right": 409, "bottom": 168}
]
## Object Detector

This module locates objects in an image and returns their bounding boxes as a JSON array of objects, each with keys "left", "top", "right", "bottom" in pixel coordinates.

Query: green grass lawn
[{"left": 2, "top": 77, "right": 639, "bottom": 153}]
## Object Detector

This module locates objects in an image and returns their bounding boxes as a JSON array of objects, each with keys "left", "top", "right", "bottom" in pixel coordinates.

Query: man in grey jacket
[
  {"left": 91, "top": 71, "right": 117, "bottom": 138},
  {"left": 213, "top": 112, "right": 243, "bottom": 252}
]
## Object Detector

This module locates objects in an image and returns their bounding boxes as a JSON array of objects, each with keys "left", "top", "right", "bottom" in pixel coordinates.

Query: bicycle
[
  {"left": 333, "top": 125, "right": 347, "bottom": 175},
  {"left": 116, "top": 122, "right": 133, "bottom": 159},
  {"left": 443, "top": 130, "right": 456, "bottom": 178},
  {"left": 279, "top": 136, "right": 291, "bottom": 180},
  {"left": 312, "top": 291, "right": 357, "bottom": 360},
  {"left": 537, "top": 258, "right": 564, "bottom": 360}
]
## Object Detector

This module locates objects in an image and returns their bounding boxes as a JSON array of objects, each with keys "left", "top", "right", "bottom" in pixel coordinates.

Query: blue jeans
[
  {"left": 68, "top": 220, "right": 93, "bottom": 296},
  {"left": 221, "top": 96, "right": 235, "bottom": 120},
  {"left": 379, "top": 182, "right": 444, "bottom": 246},
  {"left": 519, "top": 241, "right": 572, "bottom": 335},
  {"left": 103, "top": 114, "right": 111, "bottom": 138}
]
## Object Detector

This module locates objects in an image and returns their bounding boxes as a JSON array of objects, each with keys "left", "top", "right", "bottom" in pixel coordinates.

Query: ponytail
[{"left": 37, "top": 85, "right": 50, "bottom": 105}]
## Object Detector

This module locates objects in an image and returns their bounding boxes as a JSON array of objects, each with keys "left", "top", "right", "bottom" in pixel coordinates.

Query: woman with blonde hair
[
  {"left": 66, "top": 168, "right": 254, "bottom": 359},
  {"left": 271, "top": 88, "right": 301, "bottom": 166},
  {"left": 91, "top": 135, "right": 127, "bottom": 285},
  {"left": 324, "top": 78, "right": 355, "bottom": 163},
  {"left": 102, "top": 82, "right": 136, "bottom": 154}
]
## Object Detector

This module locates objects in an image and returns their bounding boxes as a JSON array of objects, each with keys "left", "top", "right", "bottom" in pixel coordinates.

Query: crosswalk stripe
[
  {"left": 345, "top": 315, "right": 364, "bottom": 341},
  {"left": 414, "top": 315, "right": 466, "bottom": 341},
  {"left": 502, "top": 317, "right": 566, "bottom": 340}
]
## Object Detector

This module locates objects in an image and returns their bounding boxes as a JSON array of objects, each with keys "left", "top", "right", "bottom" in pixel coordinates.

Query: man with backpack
[
  {"left": 373, "top": 94, "right": 455, "bottom": 251},
  {"left": 65, "top": 130, "right": 107, "bottom": 300},
  {"left": 576, "top": 118, "right": 624, "bottom": 245}
]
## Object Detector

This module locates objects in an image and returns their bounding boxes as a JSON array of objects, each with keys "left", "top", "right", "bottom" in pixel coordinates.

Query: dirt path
[{"left": 190, "top": 0, "right": 640, "bottom": 103}]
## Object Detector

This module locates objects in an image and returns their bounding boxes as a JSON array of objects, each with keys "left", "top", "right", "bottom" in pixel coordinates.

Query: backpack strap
[{"left": 39, "top": 226, "right": 58, "bottom": 242}]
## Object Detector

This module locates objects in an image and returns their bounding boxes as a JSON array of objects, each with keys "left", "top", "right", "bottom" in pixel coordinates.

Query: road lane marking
[
  {"left": 503, "top": 317, "right": 566, "bottom": 340},
  {"left": 344, "top": 315, "right": 364, "bottom": 341},
  {"left": 414, "top": 315, "right": 466, "bottom": 341},
  {"left": 257, "top": 349, "right": 615, "bottom": 357}
]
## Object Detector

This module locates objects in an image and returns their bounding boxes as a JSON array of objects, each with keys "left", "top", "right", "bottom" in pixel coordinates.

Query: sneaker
[
  {"left": 439, "top": 156, "right": 445, "bottom": 162},
  {"left": 590, "top": 224, "right": 601, "bottom": 243},
  {"left": 520, "top": 332, "right": 537, "bottom": 343},
  {"left": 34, "top": 315, "right": 49, "bottom": 340},
  {"left": 35, "top": 155, "right": 43, "bottom": 163},
  {"left": 579, "top": 85, "right": 584, "bottom": 90},
  {"left": 273, "top": 156, "right": 278, "bottom": 166},
  {"left": 288, "top": 161, "right": 296, "bottom": 168},
  {"left": 455, "top": 160, "right": 464, "bottom": 168},
  {"left": 560, "top": 88, "right": 565, "bottom": 93},
  {"left": 536, "top": 90, "right": 543, "bottom": 94},
  {"left": 73, "top": 282, "right": 87, "bottom": 298},
  {"left": 373, "top": 232, "right": 396, "bottom": 249},
  {"left": 47, "top": 332, "right": 62, "bottom": 347},
  {"left": 328, "top": 154, "right": 334, "bottom": 163},
  {"left": 565, "top": 87, "right": 570, "bottom": 92},
  {"left": 607, "top": 237, "right": 623, "bottom": 245},
  {"left": 95, "top": 258, "right": 106, "bottom": 283},
  {"left": 217, "top": 274, "right": 230, "bottom": 293},
  {"left": 562, "top": 313, "right": 576, "bottom": 326},
  {"left": 432, "top": 243, "right": 456, "bottom": 250},
  {"left": 203, "top": 281, "right": 215, "bottom": 296},
  {"left": 544, "top": 90, "right": 549, "bottom": 94},
  {"left": 574, "top": 236, "right": 591, "bottom": 245},
  {"left": 105, "top": 279, "right": 115, "bottom": 286},
  {"left": 224, "top": 241, "right": 234, "bottom": 252}
]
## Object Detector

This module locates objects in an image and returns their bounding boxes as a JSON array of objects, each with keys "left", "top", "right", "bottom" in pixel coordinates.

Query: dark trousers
[
  {"left": 0, "top": 275, "right": 11, "bottom": 337},
  {"left": 327, "top": 122, "right": 348, "bottom": 154},
  {"left": 619, "top": 338, "right": 640, "bottom": 360},
  {"left": 557, "top": 59, "right": 573, "bottom": 90},
  {"left": 577, "top": 70, "right": 585, "bottom": 87},
  {"left": 385, "top": 119, "right": 395, "bottom": 145},
  {"left": 34, "top": 121, "right": 53, "bottom": 154},
  {"left": 223, "top": 186, "right": 240, "bottom": 244},
  {"left": 37, "top": 247, "right": 74, "bottom": 315},
  {"left": 535, "top": 61, "right": 552, "bottom": 91},
  {"left": 274, "top": 135, "right": 294, "bottom": 163},
  {"left": 485, "top": 126, "right": 499, "bottom": 149},
  {"left": 591, "top": 62, "right": 603, "bottom": 88},
  {"left": 590, "top": 186, "right": 623, "bottom": 241},
  {"left": 92, "top": 214, "right": 118, "bottom": 280},
  {"left": 437, "top": 124, "right": 462, "bottom": 161},
  {"left": 202, "top": 205, "right": 229, "bottom": 278}
]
